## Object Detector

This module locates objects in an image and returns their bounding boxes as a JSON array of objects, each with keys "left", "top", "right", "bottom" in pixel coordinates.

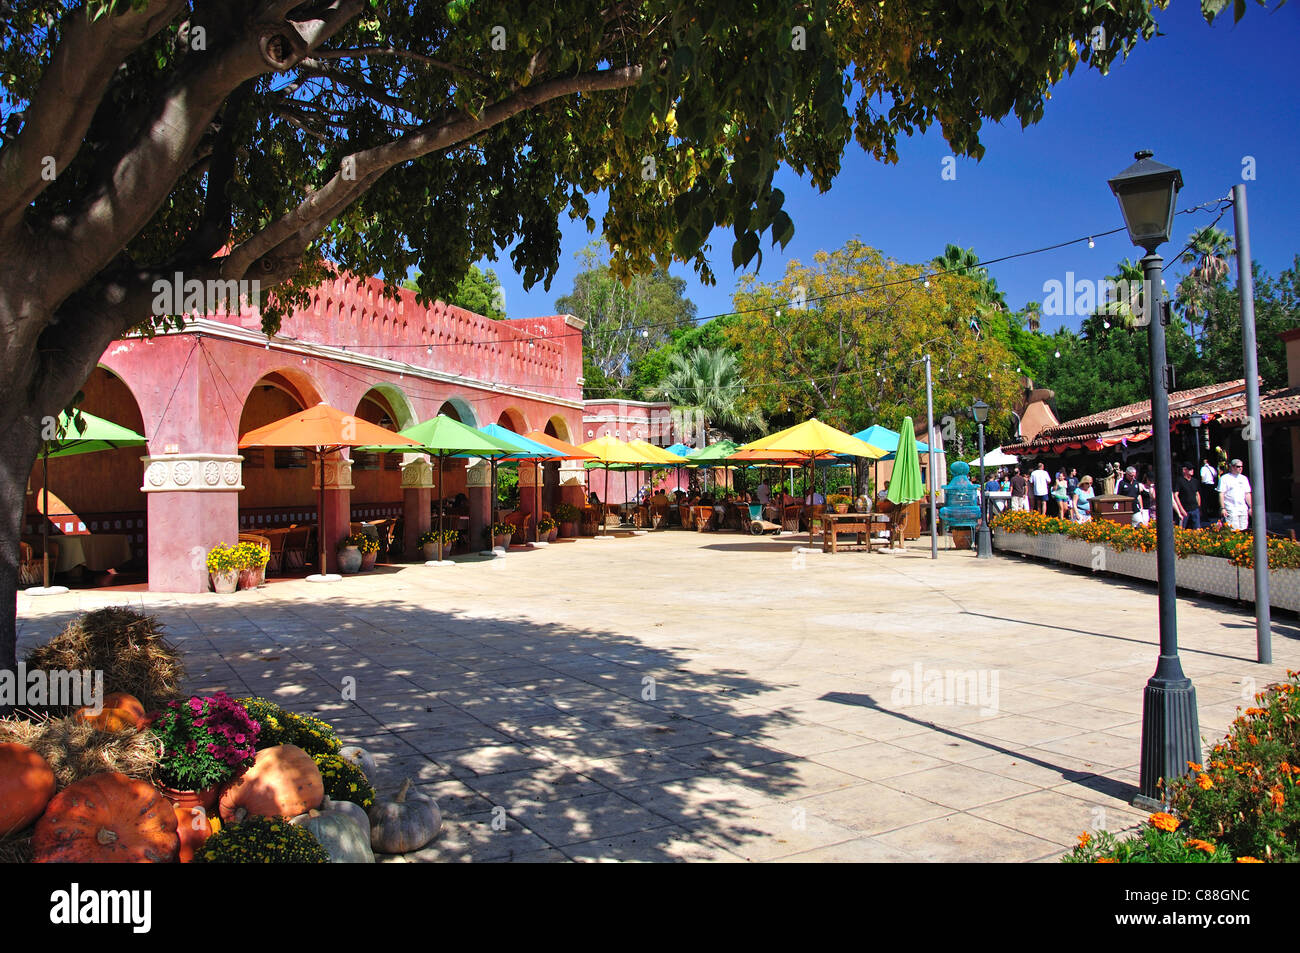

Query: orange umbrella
[{"left": 240, "top": 402, "right": 418, "bottom": 581}]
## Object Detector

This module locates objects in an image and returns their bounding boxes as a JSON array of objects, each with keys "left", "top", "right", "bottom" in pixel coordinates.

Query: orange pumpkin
[
  {"left": 172, "top": 803, "right": 213, "bottom": 863},
  {"left": 0, "top": 742, "right": 57, "bottom": 837},
  {"left": 33, "top": 772, "right": 179, "bottom": 863},
  {"left": 219, "top": 744, "right": 323, "bottom": 823},
  {"left": 74, "top": 692, "right": 147, "bottom": 733}
]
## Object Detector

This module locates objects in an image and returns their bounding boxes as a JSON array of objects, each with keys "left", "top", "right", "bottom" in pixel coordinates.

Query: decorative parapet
[
  {"left": 401, "top": 457, "right": 434, "bottom": 489},
  {"left": 141, "top": 453, "right": 243, "bottom": 492},
  {"left": 559, "top": 460, "right": 587, "bottom": 487}
]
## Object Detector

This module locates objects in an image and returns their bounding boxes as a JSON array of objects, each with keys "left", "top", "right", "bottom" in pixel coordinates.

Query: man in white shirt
[
  {"left": 1028, "top": 463, "right": 1051, "bottom": 514},
  {"left": 1218, "top": 458, "right": 1252, "bottom": 530},
  {"left": 805, "top": 490, "right": 825, "bottom": 505},
  {"left": 1200, "top": 458, "right": 1220, "bottom": 521}
]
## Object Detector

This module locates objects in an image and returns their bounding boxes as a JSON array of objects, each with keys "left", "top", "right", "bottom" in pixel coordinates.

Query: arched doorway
[
  {"left": 496, "top": 407, "right": 526, "bottom": 433},
  {"left": 237, "top": 370, "right": 321, "bottom": 534},
  {"left": 437, "top": 397, "right": 476, "bottom": 426},
  {"left": 351, "top": 387, "right": 407, "bottom": 530},
  {"left": 25, "top": 365, "right": 150, "bottom": 585}
]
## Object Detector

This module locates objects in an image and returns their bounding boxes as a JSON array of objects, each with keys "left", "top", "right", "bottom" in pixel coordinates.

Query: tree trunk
[{"left": 0, "top": 398, "right": 44, "bottom": 690}]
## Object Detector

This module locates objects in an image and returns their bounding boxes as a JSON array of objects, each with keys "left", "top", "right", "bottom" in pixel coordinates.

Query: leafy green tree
[
  {"left": 0, "top": 0, "right": 1259, "bottom": 680},
  {"left": 626, "top": 314, "right": 739, "bottom": 401},
  {"left": 728, "top": 241, "right": 1022, "bottom": 444},
  {"left": 556, "top": 243, "right": 696, "bottom": 398},
  {"left": 403, "top": 265, "right": 506, "bottom": 318}
]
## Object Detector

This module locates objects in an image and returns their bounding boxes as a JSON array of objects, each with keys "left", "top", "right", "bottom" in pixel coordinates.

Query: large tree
[
  {"left": 727, "top": 240, "right": 1024, "bottom": 444},
  {"left": 0, "top": 0, "right": 1245, "bottom": 671},
  {"left": 554, "top": 242, "right": 696, "bottom": 398}
]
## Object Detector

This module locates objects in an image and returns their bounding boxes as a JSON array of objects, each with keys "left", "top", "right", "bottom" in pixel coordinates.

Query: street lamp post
[
  {"left": 1109, "top": 151, "right": 1201, "bottom": 809},
  {"left": 972, "top": 399, "right": 991, "bottom": 558}
]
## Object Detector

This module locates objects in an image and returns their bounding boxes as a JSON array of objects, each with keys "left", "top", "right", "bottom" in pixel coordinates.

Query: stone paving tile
[
  {"left": 878, "top": 763, "right": 1041, "bottom": 811},
  {"left": 871, "top": 812, "right": 1064, "bottom": 863},
  {"left": 808, "top": 742, "right": 948, "bottom": 781},
  {"left": 17, "top": 531, "right": 1299, "bottom": 862},
  {"left": 789, "top": 781, "right": 954, "bottom": 836}
]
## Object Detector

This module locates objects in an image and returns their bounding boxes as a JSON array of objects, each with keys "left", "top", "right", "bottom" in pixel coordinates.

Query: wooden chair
[
  {"left": 885, "top": 504, "right": 907, "bottom": 549},
  {"left": 282, "top": 525, "right": 313, "bottom": 570},
  {"left": 18, "top": 541, "right": 41, "bottom": 587},
  {"left": 264, "top": 532, "right": 287, "bottom": 575},
  {"left": 650, "top": 501, "right": 670, "bottom": 529},
  {"left": 781, "top": 504, "right": 802, "bottom": 534}
]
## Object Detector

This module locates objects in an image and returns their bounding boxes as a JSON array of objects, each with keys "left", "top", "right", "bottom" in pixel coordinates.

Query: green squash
[
  {"left": 320, "top": 796, "right": 370, "bottom": 840},
  {"left": 289, "top": 808, "right": 375, "bottom": 864},
  {"left": 368, "top": 779, "right": 441, "bottom": 854}
]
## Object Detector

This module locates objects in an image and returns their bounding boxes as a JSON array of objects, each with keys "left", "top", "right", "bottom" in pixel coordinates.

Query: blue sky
[{"left": 486, "top": 2, "right": 1300, "bottom": 335}]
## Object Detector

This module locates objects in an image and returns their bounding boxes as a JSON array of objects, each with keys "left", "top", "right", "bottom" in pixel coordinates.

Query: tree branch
[
  {"left": 221, "top": 64, "right": 643, "bottom": 282},
  {"left": 0, "top": 0, "right": 187, "bottom": 233}
]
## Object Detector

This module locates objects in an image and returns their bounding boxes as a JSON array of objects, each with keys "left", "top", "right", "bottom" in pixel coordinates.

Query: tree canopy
[{"left": 403, "top": 264, "right": 506, "bottom": 319}]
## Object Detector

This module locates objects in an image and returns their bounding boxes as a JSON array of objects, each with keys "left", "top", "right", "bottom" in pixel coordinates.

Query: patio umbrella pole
[
  {"left": 317, "top": 448, "right": 328, "bottom": 576},
  {"left": 437, "top": 454, "right": 445, "bottom": 563},
  {"left": 41, "top": 442, "right": 50, "bottom": 589},
  {"left": 534, "top": 462, "right": 541, "bottom": 543}
]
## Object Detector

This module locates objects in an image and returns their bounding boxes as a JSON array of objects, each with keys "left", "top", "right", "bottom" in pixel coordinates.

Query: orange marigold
[
  {"left": 1095, "top": 857, "right": 1118, "bottom": 863},
  {"left": 1197, "top": 774, "right": 1214, "bottom": 790},
  {"left": 1187, "top": 761, "right": 1204, "bottom": 772},
  {"left": 1149, "top": 812, "right": 1180, "bottom": 832},
  {"left": 1185, "top": 838, "right": 1217, "bottom": 854},
  {"left": 1236, "top": 856, "right": 1264, "bottom": 863},
  {"left": 1077, "top": 831, "right": 1091, "bottom": 848},
  {"left": 1270, "top": 786, "right": 1285, "bottom": 809}
]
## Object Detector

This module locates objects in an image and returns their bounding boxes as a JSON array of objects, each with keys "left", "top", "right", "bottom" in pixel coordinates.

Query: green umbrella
[
  {"left": 360, "top": 415, "right": 518, "bottom": 564},
  {"left": 887, "top": 415, "right": 924, "bottom": 506},
  {"left": 34, "top": 411, "right": 147, "bottom": 592}
]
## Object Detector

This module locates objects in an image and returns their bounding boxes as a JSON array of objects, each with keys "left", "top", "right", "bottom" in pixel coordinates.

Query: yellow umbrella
[
  {"left": 579, "top": 436, "right": 661, "bottom": 535},
  {"left": 736, "top": 419, "right": 888, "bottom": 546}
]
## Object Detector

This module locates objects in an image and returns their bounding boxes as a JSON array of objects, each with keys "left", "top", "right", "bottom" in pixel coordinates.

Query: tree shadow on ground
[{"left": 17, "top": 597, "right": 819, "bottom": 863}]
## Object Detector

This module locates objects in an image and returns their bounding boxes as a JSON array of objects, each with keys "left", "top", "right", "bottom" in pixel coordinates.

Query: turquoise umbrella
[{"left": 474, "top": 423, "right": 559, "bottom": 543}]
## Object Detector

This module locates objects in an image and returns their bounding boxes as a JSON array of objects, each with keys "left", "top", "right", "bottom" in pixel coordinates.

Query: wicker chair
[
  {"left": 18, "top": 541, "right": 41, "bottom": 587},
  {"left": 282, "top": 525, "right": 314, "bottom": 570}
]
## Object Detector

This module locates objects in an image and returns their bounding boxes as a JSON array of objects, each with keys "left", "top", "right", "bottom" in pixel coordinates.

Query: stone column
[
  {"left": 401, "top": 456, "right": 433, "bottom": 555},
  {"left": 466, "top": 460, "right": 492, "bottom": 551},
  {"left": 559, "top": 459, "right": 588, "bottom": 510},
  {"left": 313, "top": 452, "right": 353, "bottom": 573},
  {"left": 519, "top": 461, "right": 541, "bottom": 525},
  {"left": 141, "top": 453, "right": 243, "bottom": 592}
]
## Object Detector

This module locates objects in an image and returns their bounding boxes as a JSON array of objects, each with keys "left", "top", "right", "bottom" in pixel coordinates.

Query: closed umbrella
[
  {"left": 887, "top": 416, "right": 924, "bottom": 505},
  {"left": 29, "top": 410, "right": 147, "bottom": 595}
]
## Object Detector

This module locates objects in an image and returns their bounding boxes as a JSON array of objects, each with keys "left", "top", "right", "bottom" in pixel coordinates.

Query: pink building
[
  {"left": 26, "top": 273, "right": 589, "bottom": 591},
  {"left": 581, "top": 399, "right": 693, "bottom": 504}
]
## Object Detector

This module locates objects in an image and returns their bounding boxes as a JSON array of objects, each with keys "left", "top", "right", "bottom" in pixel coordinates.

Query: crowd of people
[{"left": 989, "top": 456, "right": 1255, "bottom": 531}]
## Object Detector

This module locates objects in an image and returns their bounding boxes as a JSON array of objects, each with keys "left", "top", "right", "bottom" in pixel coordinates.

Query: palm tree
[
  {"left": 933, "top": 243, "right": 1008, "bottom": 329},
  {"left": 1021, "top": 301, "right": 1042, "bottom": 334},
  {"left": 654, "top": 346, "right": 762, "bottom": 445},
  {"left": 1178, "top": 226, "right": 1234, "bottom": 341},
  {"left": 1096, "top": 258, "right": 1146, "bottom": 329}
]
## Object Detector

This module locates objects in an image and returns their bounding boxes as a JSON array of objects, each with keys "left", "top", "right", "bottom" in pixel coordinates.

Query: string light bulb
[
  {"left": 1054, "top": 350, "right": 1061, "bottom": 358},
  {"left": 1088, "top": 237, "right": 1095, "bottom": 249}
]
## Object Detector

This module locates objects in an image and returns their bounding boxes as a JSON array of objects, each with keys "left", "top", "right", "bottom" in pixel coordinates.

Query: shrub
[
  {"left": 991, "top": 510, "right": 1300, "bottom": 569},
  {"left": 554, "top": 502, "right": 581, "bottom": 522},
  {"left": 232, "top": 541, "right": 269, "bottom": 570},
  {"left": 205, "top": 545, "right": 241, "bottom": 574},
  {"left": 827, "top": 494, "right": 851, "bottom": 506},
  {"left": 338, "top": 532, "right": 378, "bottom": 553},
  {"left": 1064, "top": 672, "right": 1300, "bottom": 863},
  {"left": 151, "top": 693, "right": 259, "bottom": 790},
  {"left": 313, "top": 753, "right": 375, "bottom": 809},
  {"left": 196, "top": 816, "right": 328, "bottom": 863},
  {"left": 235, "top": 697, "right": 341, "bottom": 757}
]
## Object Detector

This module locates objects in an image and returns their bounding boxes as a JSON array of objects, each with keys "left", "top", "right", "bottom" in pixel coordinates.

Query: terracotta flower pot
[
  {"left": 337, "top": 545, "right": 362, "bottom": 574},
  {"left": 211, "top": 570, "right": 238, "bottom": 594},
  {"left": 360, "top": 549, "right": 377, "bottom": 571},
  {"left": 421, "top": 542, "right": 437, "bottom": 560},
  {"left": 493, "top": 533, "right": 511, "bottom": 550},
  {"left": 559, "top": 521, "right": 577, "bottom": 538},
  {"left": 546, "top": 528, "right": 558, "bottom": 543},
  {"left": 833, "top": 504, "right": 849, "bottom": 514}
]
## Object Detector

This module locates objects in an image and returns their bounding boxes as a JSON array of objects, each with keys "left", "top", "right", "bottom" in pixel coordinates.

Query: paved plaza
[{"left": 16, "top": 532, "right": 1299, "bottom": 862}]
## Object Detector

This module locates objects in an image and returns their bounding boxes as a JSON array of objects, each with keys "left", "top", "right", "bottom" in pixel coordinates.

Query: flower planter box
[
  {"left": 1175, "top": 554, "right": 1240, "bottom": 601},
  {"left": 1238, "top": 566, "right": 1300, "bottom": 612},
  {"left": 1055, "top": 537, "right": 1094, "bottom": 569}
]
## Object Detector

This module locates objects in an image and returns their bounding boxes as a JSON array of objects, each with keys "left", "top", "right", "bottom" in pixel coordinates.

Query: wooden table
[
  {"left": 51, "top": 534, "right": 133, "bottom": 572},
  {"left": 819, "top": 513, "right": 875, "bottom": 553}
]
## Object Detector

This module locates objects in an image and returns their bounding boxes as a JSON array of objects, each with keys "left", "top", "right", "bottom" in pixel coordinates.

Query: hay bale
[
  {"left": 0, "top": 835, "right": 32, "bottom": 865},
  {"left": 24, "top": 607, "right": 185, "bottom": 712},
  {"left": 0, "top": 715, "right": 159, "bottom": 789}
]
